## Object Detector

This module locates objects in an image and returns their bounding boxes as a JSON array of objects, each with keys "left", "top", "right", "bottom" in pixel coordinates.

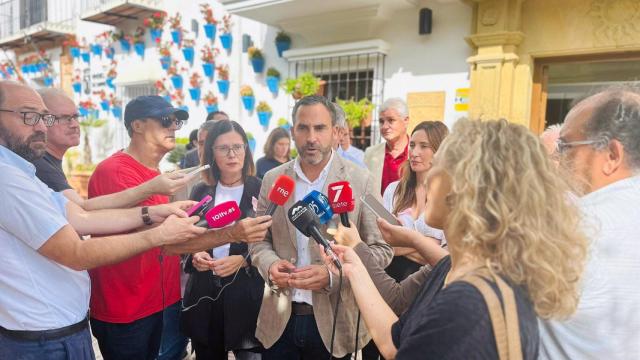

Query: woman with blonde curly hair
[{"left": 330, "top": 119, "right": 588, "bottom": 359}]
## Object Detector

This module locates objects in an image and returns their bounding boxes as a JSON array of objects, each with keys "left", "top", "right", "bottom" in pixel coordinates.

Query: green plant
[
  {"left": 283, "top": 72, "right": 320, "bottom": 98},
  {"left": 266, "top": 67, "right": 280, "bottom": 78},
  {"left": 248, "top": 47, "right": 263, "bottom": 60},
  {"left": 167, "top": 143, "right": 186, "bottom": 164},
  {"left": 337, "top": 98, "right": 375, "bottom": 129},
  {"left": 256, "top": 101, "right": 272, "bottom": 113},
  {"left": 79, "top": 115, "right": 107, "bottom": 166},
  {"left": 276, "top": 31, "right": 291, "bottom": 43},
  {"left": 290, "top": 147, "right": 298, "bottom": 159},
  {"left": 240, "top": 85, "right": 254, "bottom": 97}
]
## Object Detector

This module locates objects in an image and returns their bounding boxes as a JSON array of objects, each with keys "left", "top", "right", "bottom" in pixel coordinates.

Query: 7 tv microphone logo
[{"left": 330, "top": 184, "right": 344, "bottom": 203}]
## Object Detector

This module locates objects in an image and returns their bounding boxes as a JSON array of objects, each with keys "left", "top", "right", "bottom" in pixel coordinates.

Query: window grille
[{"left": 113, "top": 83, "right": 157, "bottom": 149}]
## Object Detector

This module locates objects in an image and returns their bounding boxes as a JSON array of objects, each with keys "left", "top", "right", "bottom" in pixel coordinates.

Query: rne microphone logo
[{"left": 277, "top": 187, "right": 289, "bottom": 197}]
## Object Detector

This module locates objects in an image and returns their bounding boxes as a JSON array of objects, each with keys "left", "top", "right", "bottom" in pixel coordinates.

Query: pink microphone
[{"left": 196, "top": 201, "right": 242, "bottom": 228}]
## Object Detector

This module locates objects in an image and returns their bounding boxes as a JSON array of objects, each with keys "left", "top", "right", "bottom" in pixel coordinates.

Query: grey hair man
[
  {"left": 364, "top": 97, "right": 410, "bottom": 195},
  {"left": 539, "top": 86, "right": 640, "bottom": 360}
]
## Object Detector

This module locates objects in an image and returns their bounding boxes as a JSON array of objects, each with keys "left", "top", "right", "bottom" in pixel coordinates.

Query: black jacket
[{"left": 180, "top": 176, "right": 265, "bottom": 350}]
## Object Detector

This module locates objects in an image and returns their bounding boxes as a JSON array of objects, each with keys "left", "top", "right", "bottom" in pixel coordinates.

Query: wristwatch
[{"left": 141, "top": 206, "right": 153, "bottom": 225}]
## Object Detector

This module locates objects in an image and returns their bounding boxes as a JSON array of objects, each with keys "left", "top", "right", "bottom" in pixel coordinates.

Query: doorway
[{"left": 530, "top": 53, "right": 640, "bottom": 134}]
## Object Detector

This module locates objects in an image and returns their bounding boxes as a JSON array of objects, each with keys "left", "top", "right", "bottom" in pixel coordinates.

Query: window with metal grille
[
  {"left": 288, "top": 52, "right": 385, "bottom": 149},
  {"left": 112, "top": 83, "right": 157, "bottom": 149}
]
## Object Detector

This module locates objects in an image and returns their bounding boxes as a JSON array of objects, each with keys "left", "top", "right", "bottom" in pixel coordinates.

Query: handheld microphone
[
  {"left": 302, "top": 190, "right": 333, "bottom": 224},
  {"left": 196, "top": 201, "right": 242, "bottom": 228},
  {"left": 288, "top": 201, "right": 341, "bottom": 269},
  {"left": 265, "top": 175, "right": 295, "bottom": 216},
  {"left": 328, "top": 181, "right": 354, "bottom": 227},
  {"left": 186, "top": 195, "right": 213, "bottom": 217}
]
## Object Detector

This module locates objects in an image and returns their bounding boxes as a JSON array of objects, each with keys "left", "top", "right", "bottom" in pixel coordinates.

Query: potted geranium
[
  {"left": 200, "top": 4, "right": 218, "bottom": 40},
  {"left": 167, "top": 61, "right": 185, "bottom": 89},
  {"left": 110, "top": 95, "right": 123, "bottom": 119},
  {"left": 283, "top": 72, "right": 325, "bottom": 99},
  {"left": 72, "top": 71, "right": 82, "bottom": 94},
  {"left": 266, "top": 67, "right": 280, "bottom": 94},
  {"left": 43, "top": 70, "right": 54, "bottom": 87},
  {"left": 182, "top": 39, "right": 195, "bottom": 65},
  {"left": 275, "top": 31, "right": 291, "bottom": 57},
  {"left": 78, "top": 99, "right": 98, "bottom": 118},
  {"left": 98, "top": 31, "right": 115, "bottom": 60},
  {"left": 172, "top": 89, "right": 188, "bottom": 112},
  {"left": 188, "top": 72, "right": 202, "bottom": 102},
  {"left": 112, "top": 31, "right": 131, "bottom": 52},
  {"left": 219, "top": 15, "right": 233, "bottom": 51},
  {"left": 168, "top": 12, "right": 183, "bottom": 44},
  {"left": 240, "top": 85, "right": 255, "bottom": 112},
  {"left": 200, "top": 45, "right": 218, "bottom": 78},
  {"left": 158, "top": 42, "right": 172, "bottom": 70},
  {"left": 216, "top": 64, "right": 230, "bottom": 96},
  {"left": 106, "top": 64, "right": 117, "bottom": 89},
  {"left": 155, "top": 80, "right": 171, "bottom": 102},
  {"left": 246, "top": 132, "right": 256, "bottom": 153},
  {"left": 133, "top": 27, "right": 146, "bottom": 57},
  {"left": 144, "top": 11, "right": 167, "bottom": 43},
  {"left": 64, "top": 35, "right": 81, "bottom": 59},
  {"left": 256, "top": 101, "right": 272, "bottom": 130},
  {"left": 248, "top": 46, "right": 265, "bottom": 73},
  {"left": 203, "top": 91, "right": 219, "bottom": 114},
  {"left": 97, "top": 90, "right": 110, "bottom": 111}
]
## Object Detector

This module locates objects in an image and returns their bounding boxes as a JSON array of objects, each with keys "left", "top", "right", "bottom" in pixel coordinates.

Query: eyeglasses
[
  {"left": 0, "top": 109, "right": 56, "bottom": 127},
  {"left": 555, "top": 138, "right": 603, "bottom": 154},
  {"left": 213, "top": 143, "right": 247, "bottom": 156},
  {"left": 155, "top": 115, "right": 185, "bottom": 130},
  {"left": 53, "top": 114, "right": 83, "bottom": 125}
]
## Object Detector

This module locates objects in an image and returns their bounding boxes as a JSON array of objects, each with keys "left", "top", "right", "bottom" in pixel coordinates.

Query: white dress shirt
[
  {"left": 539, "top": 176, "right": 640, "bottom": 359},
  {"left": 291, "top": 151, "right": 335, "bottom": 305}
]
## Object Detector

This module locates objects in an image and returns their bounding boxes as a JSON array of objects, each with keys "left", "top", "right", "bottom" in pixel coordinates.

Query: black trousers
[{"left": 91, "top": 311, "right": 163, "bottom": 360}]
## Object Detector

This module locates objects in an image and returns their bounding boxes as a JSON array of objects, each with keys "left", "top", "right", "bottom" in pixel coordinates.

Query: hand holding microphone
[
  {"left": 196, "top": 200, "right": 242, "bottom": 228},
  {"left": 265, "top": 175, "right": 295, "bottom": 215},
  {"left": 288, "top": 201, "right": 341, "bottom": 270}
]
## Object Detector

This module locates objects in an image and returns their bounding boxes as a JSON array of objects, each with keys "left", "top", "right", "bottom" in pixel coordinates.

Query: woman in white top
[{"left": 382, "top": 121, "right": 449, "bottom": 281}]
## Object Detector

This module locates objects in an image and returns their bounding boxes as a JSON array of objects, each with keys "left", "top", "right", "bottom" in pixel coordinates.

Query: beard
[
  {"left": 298, "top": 142, "right": 332, "bottom": 166},
  {"left": 0, "top": 122, "right": 47, "bottom": 162}
]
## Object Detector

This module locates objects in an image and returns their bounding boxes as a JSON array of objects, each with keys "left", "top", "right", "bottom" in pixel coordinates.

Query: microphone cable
[{"left": 329, "top": 266, "right": 343, "bottom": 360}]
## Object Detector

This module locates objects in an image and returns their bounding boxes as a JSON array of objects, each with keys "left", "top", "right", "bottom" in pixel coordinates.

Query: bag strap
[{"left": 461, "top": 273, "right": 522, "bottom": 360}]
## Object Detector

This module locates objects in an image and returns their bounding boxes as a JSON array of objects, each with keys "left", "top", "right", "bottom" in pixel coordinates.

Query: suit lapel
[{"left": 283, "top": 162, "right": 298, "bottom": 250}]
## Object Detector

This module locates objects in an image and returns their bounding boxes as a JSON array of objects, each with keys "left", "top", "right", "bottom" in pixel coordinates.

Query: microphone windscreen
[
  {"left": 302, "top": 190, "right": 333, "bottom": 224},
  {"left": 328, "top": 181, "right": 355, "bottom": 213},
  {"left": 267, "top": 175, "right": 295, "bottom": 206},
  {"left": 204, "top": 201, "right": 242, "bottom": 228}
]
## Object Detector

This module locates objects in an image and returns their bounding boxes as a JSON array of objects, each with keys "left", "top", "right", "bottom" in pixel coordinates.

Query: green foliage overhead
[
  {"left": 275, "top": 31, "right": 291, "bottom": 43},
  {"left": 336, "top": 98, "right": 374, "bottom": 129},
  {"left": 282, "top": 72, "right": 320, "bottom": 98},
  {"left": 266, "top": 67, "right": 280, "bottom": 78}
]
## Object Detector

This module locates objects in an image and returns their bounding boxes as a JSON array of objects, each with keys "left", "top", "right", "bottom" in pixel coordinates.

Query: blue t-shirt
[{"left": 0, "top": 145, "right": 90, "bottom": 330}]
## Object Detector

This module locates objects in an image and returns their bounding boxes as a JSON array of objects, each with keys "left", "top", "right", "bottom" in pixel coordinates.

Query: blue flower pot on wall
[
  {"left": 182, "top": 47, "right": 194, "bottom": 65},
  {"left": 112, "top": 107, "right": 122, "bottom": 119},
  {"left": 70, "top": 47, "right": 80, "bottom": 59},
  {"left": 106, "top": 77, "right": 115, "bottom": 89},
  {"left": 266, "top": 76, "right": 280, "bottom": 94},
  {"left": 160, "top": 56, "right": 171, "bottom": 70},
  {"left": 150, "top": 29, "right": 163, "bottom": 43},
  {"left": 79, "top": 107, "right": 89, "bottom": 117},
  {"left": 163, "top": 95, "right": 171, "bottom": 103},
  {"left": 248, "top": 138, "right": 256, "bottom": 153},
  {"left": 250, "top": 58, "right": 264, "bottom": 73},
  {"left": 81, "top": 52, "right": 90, "bottom": 63},
  {"left": 91, "top": 44, "right": 103, "bottom": 57},
  {"left": 203, "top": 24, "right": 216, "bottom": 40},
  {"left": 171, "top": 30, "right": 181, "bottom": 44},
  {"left": 21, "top": 65, "right": 29, "bottom": 74},
  {"left": 171, "top": 75, "right": 183, "bottom": 90},
  {"left": 105, "top": 47, "right": 115, "bottom": 60},
  {"left": 276, "top": 40, "right": 291, "bottom": 57},
  {"left": 188, "top": 88, "right": 201, "bottom": 102},
  {"left": 119, "top": 39, "right": 131, "bottom": 52},
  {"left": 217, "top": 79, "right": 229, "bottom": 96},
  {"left": 205, "top": 104, "right": 219, "bottom": 114},
  {"left": 134, "top": 43, "right": 145, "bottom": 57},
  {"left": 241, "top": 96, "right": 255, "bottom": 112},
  {"left": 100, "top": 100, "right": 110, "bottom": 111},
  {"left": 202, "top": 63, "right": 214, "bottom": 78},
  {"left": 29, "top": 64, "right": 38, "bottom": 73},
  {"left": 72, "top": 82, "right": 81, "bottom": 93},
  {"left": 257, "top": 111, "right": 272, "bottom": 130},
  {"left": 179, "top": 105, "right": 189, "bottom": 112},
  {"left": 43, "top": 77, "right": 53, "bottom": 87},
  {"left": 6, "top": 66, "right": 13, "bottom": 75},
  {"left": 220, "top": 33, "right": 232, "bottom": 51}
]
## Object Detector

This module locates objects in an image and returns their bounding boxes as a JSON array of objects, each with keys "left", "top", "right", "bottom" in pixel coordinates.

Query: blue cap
[{"left": 124, "top": 95, "right": 189, "bottom": 129}]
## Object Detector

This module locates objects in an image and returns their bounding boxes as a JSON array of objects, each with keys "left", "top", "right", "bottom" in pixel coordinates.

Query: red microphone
[
  {"left": 196, "top": 201, "right": 242, "bottom": 228},
  {"left": 265, "top": 175, "right": 295, "bottom": 216},
  {"left": 328, "top": 181, "right": 354, "bottom": 227}
]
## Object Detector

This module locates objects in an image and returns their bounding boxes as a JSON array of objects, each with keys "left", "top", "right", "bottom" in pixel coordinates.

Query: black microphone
[{"left": 288, "top": 201, "right": 342, "bottom": 270}]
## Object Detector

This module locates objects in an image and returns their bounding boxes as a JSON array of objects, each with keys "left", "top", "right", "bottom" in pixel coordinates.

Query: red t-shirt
[
  {"left": 381, "top": 142, "right": 408, "bottom": 195},
  {"left": 87, "top": 151, "right": 181, "bottom": 323}
]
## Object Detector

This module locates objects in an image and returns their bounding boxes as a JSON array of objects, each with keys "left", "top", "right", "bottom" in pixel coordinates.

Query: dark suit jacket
[
  {"left": 180, "top": 176, "right": 264, "bottom": 349},
  {"left": 180, "top": 148, "right": 200, "bottom": 169}
]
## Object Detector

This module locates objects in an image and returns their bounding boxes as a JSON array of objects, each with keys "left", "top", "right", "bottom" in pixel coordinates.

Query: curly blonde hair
[{"left": 438, "top": 119, "right": 588, "bottom": 319}]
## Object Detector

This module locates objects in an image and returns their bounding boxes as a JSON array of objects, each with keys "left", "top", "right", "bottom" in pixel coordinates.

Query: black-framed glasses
[
  {"left": 555, "top": 138, "right": 602, "bottom": 154},
  {"left": 154, "top": 115, "right": 185, "bottom": 130},
  {"left": 0, "top": 109, "right": 56, "bottom": 127},
  {"left": 213, "top": 143, "right": 247, "bottom": 156},
  {"left": 53, "top": 113, "right": 83, "bottom": 125}
]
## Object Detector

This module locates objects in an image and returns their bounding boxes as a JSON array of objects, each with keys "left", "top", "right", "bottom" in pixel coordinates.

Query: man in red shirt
[
  {"left": 88, "top": 96, "right": 191, "bottom": 360},
  {"left": 364, "top": 98, "right": 410, "bottom": 196}
]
